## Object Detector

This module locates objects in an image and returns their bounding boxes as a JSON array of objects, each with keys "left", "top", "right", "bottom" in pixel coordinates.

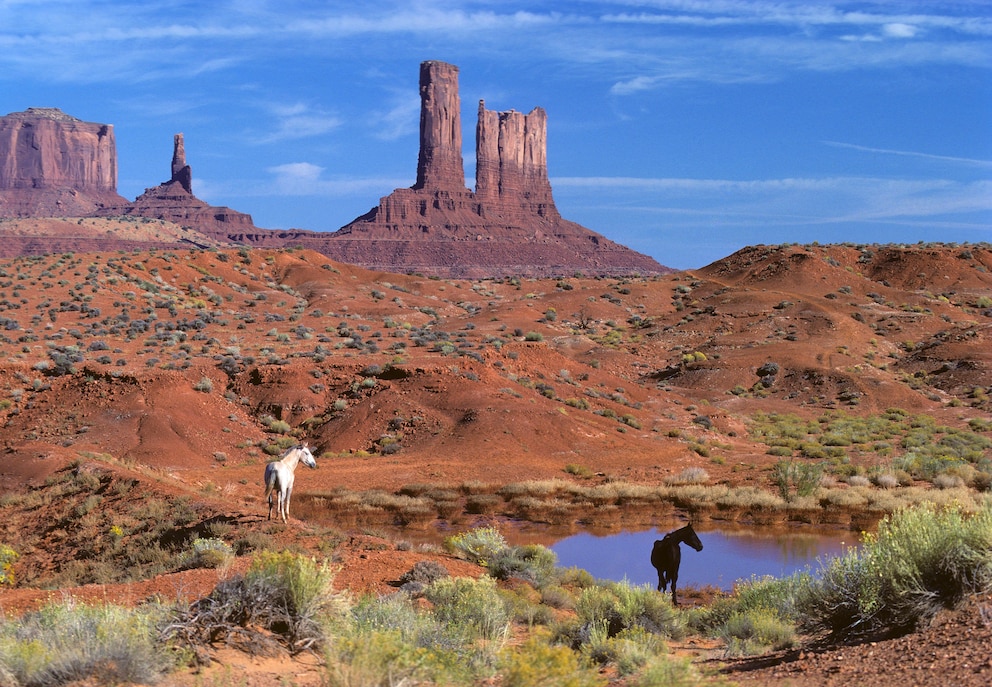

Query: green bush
[
  {"left": 424, "top": 576, "right": 510, "bottom": 643},
  {"left": 0, "top": 601, "right": 173, "bottom": 686},
  {"left": 164, "top": 551, "right": 343, "bottom": 655},
  {"left": 0, "top": 544, "right": 17, "bottom": 586},
  {"left": 717, "top": 609, "right": 796, "bottom": 656},
  {"left": 500, "top": 635, "right": 605, "bottom": 687},
  {"left": 487, "top": 544, "right": 559, "bottom": 587},
  {"left": 799, "top": 502, "right": 992, "bottom": 638},
  {"left": 178, "top": 537, "right": 233, "bottom": 570},
  {"left": 445, "top": 526, "right": 508, "bottom": 566}
]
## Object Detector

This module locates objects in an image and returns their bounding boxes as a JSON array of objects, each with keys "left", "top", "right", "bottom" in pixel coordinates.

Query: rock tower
[{"left": 317, "top": 60, "right": 665, "bottom": 278}]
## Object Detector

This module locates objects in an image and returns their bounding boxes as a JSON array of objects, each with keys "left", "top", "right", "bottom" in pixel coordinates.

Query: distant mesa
[
  {"left": 0, "top": 62, "right": 671, "bottom": 277},
  {"left": 0, "top": 107, "right": 128, "bottom": 216}
]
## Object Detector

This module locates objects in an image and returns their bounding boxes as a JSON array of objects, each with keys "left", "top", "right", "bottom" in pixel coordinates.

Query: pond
[{"left": 550, "top": 524, "right": 859, "bottom": 591}]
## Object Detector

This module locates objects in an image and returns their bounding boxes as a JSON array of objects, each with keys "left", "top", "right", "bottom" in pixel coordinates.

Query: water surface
[{"left": 550, "top": 525, "right": 858, "bottom": 590}]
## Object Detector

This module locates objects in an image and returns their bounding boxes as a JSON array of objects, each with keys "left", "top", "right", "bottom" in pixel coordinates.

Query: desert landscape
[
  {"left": 0, "top": 236, "right": 988, "bottom": 685},
  {"left": 1, "top": 56, "right": 990, "bottom": 687}
]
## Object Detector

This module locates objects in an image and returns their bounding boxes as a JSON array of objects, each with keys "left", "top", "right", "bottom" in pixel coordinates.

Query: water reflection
[{"left": 550, "top": 525, "right": 858, "bottom": 590}]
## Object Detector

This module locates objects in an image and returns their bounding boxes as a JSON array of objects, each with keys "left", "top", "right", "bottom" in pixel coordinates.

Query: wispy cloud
[
  {"left": 823, "top": 141, "right": 992, "bottom": 168},
  {"left": 553, "top": 174, "right": 992, "bottom": 226},
  {"left": 257, "top": 103, "right": 342, "bottom": 143},
  {"left": 369, "top": 92, "right": 420, "bottom": 141}
]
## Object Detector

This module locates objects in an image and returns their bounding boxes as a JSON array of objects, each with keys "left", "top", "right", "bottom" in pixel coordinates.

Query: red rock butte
[
  {"left": 0, "top": 108, "right": 128, "bottom": 216},
  {"left": 0, "top": 62, "right": 671, "bottom": 278}
]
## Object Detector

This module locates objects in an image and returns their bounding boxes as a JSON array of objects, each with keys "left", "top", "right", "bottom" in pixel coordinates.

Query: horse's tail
[{"left": 263, "top": 463, "right": 278, "bottom": 500}]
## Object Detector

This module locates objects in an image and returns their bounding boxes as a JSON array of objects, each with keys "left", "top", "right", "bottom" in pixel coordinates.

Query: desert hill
[
  {"left": 0, "top": 241, "right": 988, "bottom": 685},
  {"left": 0, "top": 241, "right": 985, "bottom": 523}
]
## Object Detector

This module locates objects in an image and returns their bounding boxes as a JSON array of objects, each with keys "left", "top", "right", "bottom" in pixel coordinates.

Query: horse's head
[
  {"left": 685, "top": 524, "right": 703, "bottom": 552},
  {"left": 298, "top": 443, "right": 317, "bottom": 469}
]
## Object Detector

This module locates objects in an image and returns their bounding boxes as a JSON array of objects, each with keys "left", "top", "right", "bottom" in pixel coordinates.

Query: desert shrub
[
  {"left": 163, "top": 551, "right": 342, "bottom": 655},
  {"left": 575, "top": 581, "right": 684, "bottom": 640},
  {"left": 664, "top": 467, "right": 710, "bottom": 485},
  {"left": 397, "top": 559, "right": 449, "bottom": 586},
  {"left": 0, "top": 544, "right": 17, "bottom": 586},
  {"left": 178, "top": 537, "right": 233, "bottom": 570},
  {"left": 524, "top": 331, "right": 544, "bottom": 342},
  {"left": 717, "top": 609, "right": 797, "bottom": 656},
  {"left": 798, "top": 502, "right": 992, "bottom": 638},
  {"left": 770, "top": 460, "right": 823, "bottom": 501},
  {"left": 192, "top": 376, "right": 213, "bottom": 392},
  {"left": 0, "top": 601, "right": 173, "bottom": 686},
  {"left": 424, "top": 576, "right": 510, "bottom": 642},
  {"left": 628, "top": 653, "right": 724, "bottom": 687},
  {"left": 487, "top": 544, "right": 559, "bottom": 587},
  {"left": 445, "top": 526, "right": 508, "bottom": 566},
  {"left": 499, "top": 635, "right": 605, "bottom": 687},
  {"left": 265, "top": 418, "right": 292, "bottom": 435},
  {"left": 581, "top": 624, "right": 666, "bottom": 675}
]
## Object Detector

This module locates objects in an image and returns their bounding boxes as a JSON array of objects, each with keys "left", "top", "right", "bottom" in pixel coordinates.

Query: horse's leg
[
  {"left": 670, "top": 572, "right": 679, "bottom": 605},
  {"left": 283, "top": 485, "right": 293, "bottom": 522}
]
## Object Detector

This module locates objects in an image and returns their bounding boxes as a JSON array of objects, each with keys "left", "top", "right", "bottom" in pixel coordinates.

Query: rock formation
[
  {"left": 315, "top": 60, "right": 667, "bottom": 278},
  {"left": 415, "top": 61, "right": 466, "bottom": 191},
  {"left": 0, "top": 66, "right": 670, "bottom": 278},
  {"left": 98, "top": 132, "right": 255, "bottom": 234},
  {"left": 171, "top": 133, "right": 192, "bottom": 194},
  {"left": 0, "top": 108, "right": 128, "bottom": 216}
]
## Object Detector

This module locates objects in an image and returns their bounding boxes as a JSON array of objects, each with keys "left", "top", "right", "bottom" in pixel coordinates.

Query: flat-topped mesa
[
  {"left": 0, "top": 108, "right": 127, "bottom": 216},
  {"left": 0, "top": 108, "right": 117, "bottom": 193},
  {"left": 413, "top": 60, "right": 467, "bottom": 191}
]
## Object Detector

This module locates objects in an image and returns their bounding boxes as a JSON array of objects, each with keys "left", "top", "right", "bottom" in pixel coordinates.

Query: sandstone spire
[
  {"left": 413, "top": 61, "right": 466, "bottom": 191},
  {"left": 170, "top": 133, "right": 192, "bottom": 194}
]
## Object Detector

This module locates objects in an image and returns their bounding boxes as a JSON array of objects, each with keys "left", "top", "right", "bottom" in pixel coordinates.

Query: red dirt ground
[{"left": 0, "top": 241, "right": 989, "bottom": 684}]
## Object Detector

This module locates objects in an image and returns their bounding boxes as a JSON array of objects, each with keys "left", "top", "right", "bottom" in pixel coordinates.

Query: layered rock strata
[
  {"left": 0, "top": 108, "right": 128, "bottom": 216},
  {"left": 322, "top": 60, "right": 666, "bottom": 277}
]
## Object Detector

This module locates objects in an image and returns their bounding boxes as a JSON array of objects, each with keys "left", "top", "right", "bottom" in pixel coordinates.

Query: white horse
[{"left": 263, "top": 443, "right": 317, "bottom": 523}]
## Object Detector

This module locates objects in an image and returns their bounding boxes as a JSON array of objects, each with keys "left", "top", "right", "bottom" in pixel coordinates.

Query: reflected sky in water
[{"left": 550, "top": 526, "right": 859, "bottom": 590}]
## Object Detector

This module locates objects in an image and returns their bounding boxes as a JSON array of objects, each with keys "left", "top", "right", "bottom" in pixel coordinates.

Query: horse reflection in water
[
  {"left": 264, "top": 444, "right": 317, "bottom": 523},
  {"left": 651, "top": 523, "right": 703, "bottom": 605}
]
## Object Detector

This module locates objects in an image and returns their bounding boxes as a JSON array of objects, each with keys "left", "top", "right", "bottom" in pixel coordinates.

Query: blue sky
[{"left": 1, "top": 1, "right": 989, "bottom": 269}]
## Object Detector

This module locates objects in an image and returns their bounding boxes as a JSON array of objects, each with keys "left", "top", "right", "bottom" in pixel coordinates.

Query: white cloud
[
  {"left": 370, "top": 93, "right": 420, "bottom": 141},
  {"left": 552, "top": 175, "right": 992, "bottom": 227},
  {"left": 883, "top": 22, "right": 919, "bottom": 39},
  {"left": 823, "top": 141, "right": 992, "bottom": 168},
  {"left": 259, "top": 103, "right": 342, "bottom": 143}
]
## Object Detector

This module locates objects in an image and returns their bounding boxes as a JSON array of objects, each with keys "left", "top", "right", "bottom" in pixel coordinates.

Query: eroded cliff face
[
  {"left": 328, "top": 60, "right": 667, "bottom": 277},
  {"left": 0, "top": 108, "right": 128, "bottom": 216}
]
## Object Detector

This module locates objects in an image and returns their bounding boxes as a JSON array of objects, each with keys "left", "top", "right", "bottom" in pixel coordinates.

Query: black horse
[{"left": 650, "top": 523, "right": 703, "bottom": 605}]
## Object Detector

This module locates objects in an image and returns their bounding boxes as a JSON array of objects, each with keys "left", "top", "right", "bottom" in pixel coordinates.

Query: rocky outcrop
[
  {"left": 0, "top": 108, "right": 129, "bottom": 216},
  {"left": 319, "top": 60, "right": 667, "bottom": 278},
  {"left": 171, "top": 133, "right": 192, "bottom": 194},
  {"left": 98, "top": 132, "right": 255, "bottom": 234}
]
